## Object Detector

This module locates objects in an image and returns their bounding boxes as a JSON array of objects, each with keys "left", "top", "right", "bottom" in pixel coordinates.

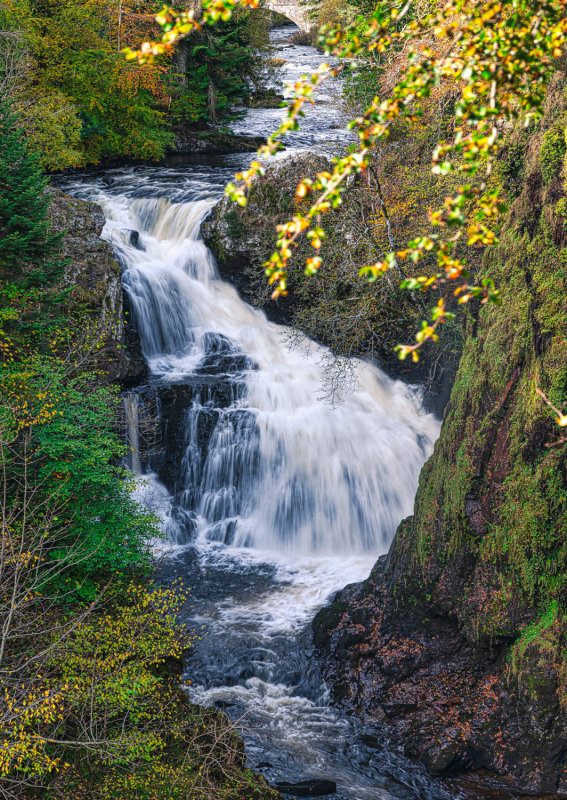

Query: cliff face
[
  {"left": 313, "top": 78, "right": 567, "bottom": 794},
  {"left": 48, "top": 188, "right": 146, "bottom": 385},
  {"left": 202, "top": 153, "right": 332, "bottom": 324}
]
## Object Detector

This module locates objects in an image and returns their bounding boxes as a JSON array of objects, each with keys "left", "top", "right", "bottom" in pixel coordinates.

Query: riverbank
[
  {"left": 311, "top": 75, "right": 567, "bottom": 796},
  {"left": 172, "top": 127, "right": 267, "bottom": 155}
]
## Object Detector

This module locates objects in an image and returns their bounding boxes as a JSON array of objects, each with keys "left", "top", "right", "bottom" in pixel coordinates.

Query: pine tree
[
  {"left": 172, "top": 12, "right": 267, "bottom": 125},
  {"left": 0, "top": 97, "right": 60, "bottom": 280}
]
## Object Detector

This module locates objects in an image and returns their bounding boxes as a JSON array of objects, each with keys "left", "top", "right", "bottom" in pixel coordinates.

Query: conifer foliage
[
  {"left": 172, "top": 13, "right": 267, "bottom": 123},
  {"left": 0, "top": 99, "right": 59, "bottom": 275}
]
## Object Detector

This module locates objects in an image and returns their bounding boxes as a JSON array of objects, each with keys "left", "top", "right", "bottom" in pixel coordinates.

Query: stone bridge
[{"left": 266, "top": 0, "right": 311, "bottom": 32}]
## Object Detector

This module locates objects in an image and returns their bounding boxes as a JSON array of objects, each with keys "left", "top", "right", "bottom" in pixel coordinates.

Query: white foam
[{"left": 98, "top": 190, "right": 439, "bottom": 557}]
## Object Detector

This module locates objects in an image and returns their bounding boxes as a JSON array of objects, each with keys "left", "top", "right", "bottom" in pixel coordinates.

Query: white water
[
  {"left": 124, "top": 392, "right": 142, "bottom": 474},
  {"left": 74, "top": 174, "right": 441, "bottom": 799},
  {"left": 102, "top": 190, "right": 438, "bottom": 555}
]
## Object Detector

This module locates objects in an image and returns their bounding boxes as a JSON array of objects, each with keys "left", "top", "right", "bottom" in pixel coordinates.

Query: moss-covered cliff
[
  {"left": 47, "top": 187, "right": 146, "bottom": 385},
  {"left": 313, "top": 77, "right": 567, "bottom": 794}
]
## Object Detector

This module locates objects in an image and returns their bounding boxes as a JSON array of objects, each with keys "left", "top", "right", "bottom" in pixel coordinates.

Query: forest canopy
[{"left": 0, "top": 0, "right": 271, "bottom": 169}]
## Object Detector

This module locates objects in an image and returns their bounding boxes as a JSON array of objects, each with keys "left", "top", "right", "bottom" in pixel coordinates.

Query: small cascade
[
  {"left": 149, "top": 332, "right": 257, "bottom": 542},
  {"left": 123, "top": 392, "right": 142, "bottom": 475}
]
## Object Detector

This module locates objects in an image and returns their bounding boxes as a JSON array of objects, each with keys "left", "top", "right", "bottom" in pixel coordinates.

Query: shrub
[{"left": 540, "top": 119, "right": 567, "bottom": 184}]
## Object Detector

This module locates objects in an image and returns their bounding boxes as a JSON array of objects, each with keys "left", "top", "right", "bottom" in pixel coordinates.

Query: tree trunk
[{"left": 207, "top": 78, "right": 217, "bottom": 122}]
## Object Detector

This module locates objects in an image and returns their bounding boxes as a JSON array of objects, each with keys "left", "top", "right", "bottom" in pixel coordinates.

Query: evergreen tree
[
  {"left": 0, "top": 97, "right": 60, "bottom": 279},
  {"left": 172, "top": 11, "right": 268, "bottom": 125}
]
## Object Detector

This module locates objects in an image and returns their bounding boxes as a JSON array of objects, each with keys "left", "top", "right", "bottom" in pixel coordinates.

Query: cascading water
[
  {"left": 124, "top": 392, "right": 142, "bottom": 474},
  {"left": 104, "top": 190, "right": 438, "bottom": 555},
  {"left": 54, "top": 24, "right": 488, "bottom": 800}
]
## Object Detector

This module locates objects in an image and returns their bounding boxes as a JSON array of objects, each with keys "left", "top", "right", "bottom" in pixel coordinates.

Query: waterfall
[
  {"left": 55, "top": 27, "right": 446, "bottom": 797},
  {"left": 100, "top": 193, "right": 439, "bottom": 557},
  {"left": 124, "top": 392, "right": 141, "bottom": 475}
]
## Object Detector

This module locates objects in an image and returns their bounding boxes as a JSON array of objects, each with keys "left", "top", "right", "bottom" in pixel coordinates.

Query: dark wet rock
[
  {"left": 154, "top": 383, "right": 215, "bottom": 492},
  {"left": 128, "top": 229, "right": 144, "bottom": 251},
  {"left": 275, "top": 779, "right": 337, "bottom": 796},
  {"left": 47, "top": 187, "right": 147, "bottom": 385},
  {"left": 381, "top": 701, "right": 419, "bottom": 718},
  {"left": 148, "top": 380, "right": 231, "bottom": 495},
  {"left": 153, "top": 337, "right": 254, "bottom": 487},
  {"left": 313, "top": 562, "right": 497, "bottom": 782},
  {"left": 247, "top": 88, "right": 285, "bottom": 108},
  {"left": 172, "top": 125, "right": 266, "bottom": 155},
  {"left": 193, "top": 352, "right": 253, "bottom": 376},
  {"left": 202, "top": 331, "right": 234, "bottom": 354},
  {"left": 213, "top": 700, "right": 236, "bottom": 710},
  {"left": 121, "top": 290, "right": 146, "bottom": 383},
  {"left": 135, "top": 334, "right": 259, "bottom": 542},
  {"left": 314, "top": 548, "right": 567, "bottom": 790},
  {"left": 359, "top": 733, "right": 381, "bottom": 749}
]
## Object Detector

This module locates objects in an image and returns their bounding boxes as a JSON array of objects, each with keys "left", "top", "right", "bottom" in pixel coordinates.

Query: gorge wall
[
  {"left": 47, "top": 187, "right": 146, "bottom": 385},
  {"left": 313, "top": 76, "right": 567, "bottom": 794}
]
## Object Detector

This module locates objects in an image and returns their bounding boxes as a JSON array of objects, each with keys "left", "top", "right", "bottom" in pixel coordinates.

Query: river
[{"left": 56, "top": 24, "right": 508, "bottom": 800}]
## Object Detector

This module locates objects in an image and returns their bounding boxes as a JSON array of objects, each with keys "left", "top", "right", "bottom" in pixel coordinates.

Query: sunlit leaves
[
  {"left": 125, "top": 0, "right": 261, "bottom": 62},
  {"left": 131, "top": 0, "right": 567, "bottom": 358}
]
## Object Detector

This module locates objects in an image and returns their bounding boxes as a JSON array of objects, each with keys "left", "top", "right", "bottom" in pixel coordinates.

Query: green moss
[
  {"left": 540, "top": 118, "right": 567, "bottom": 184},
  {"left": 508, "top": 601, "right": 567, "bottom": 706},
  {"left": 225, "top": 208, "right": 245, "bottom": 241},
  {"left": 482, "top": 460, "right": 567, "bottom": 599},
  {"left": 402, "top": 111, "right": 567, "bottom": 649},
  {"left": 497, "top": 139, "right": 528, "bottom": 198},
  {"left": 555, "top": 196, "right": 567, "bottom": 219}
]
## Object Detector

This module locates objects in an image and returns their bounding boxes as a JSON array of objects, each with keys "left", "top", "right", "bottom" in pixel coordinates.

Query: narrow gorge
[
  {"left": 44, "top": 20, "right": 567, "bottom": 800},
  {"left": 56, "top": 26, "right": 444, "bottom": 800}
]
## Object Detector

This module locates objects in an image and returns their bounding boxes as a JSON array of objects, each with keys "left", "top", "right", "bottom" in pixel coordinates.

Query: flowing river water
[{"left": 56, "top": 25, "right": 517, "bottom": 800}]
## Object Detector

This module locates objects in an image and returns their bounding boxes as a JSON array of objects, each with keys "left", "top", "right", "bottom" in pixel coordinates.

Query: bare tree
[{"left": 0, "top": 30, "right": 30, "bottom": 98}]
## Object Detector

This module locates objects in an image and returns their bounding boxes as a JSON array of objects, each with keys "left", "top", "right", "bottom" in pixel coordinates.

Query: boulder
[
  {"left": 275, "top": 779, "right": 337, "bottom": 796},
  {"left": 47, "top": 187, "right": 147, "bottom": 385}
]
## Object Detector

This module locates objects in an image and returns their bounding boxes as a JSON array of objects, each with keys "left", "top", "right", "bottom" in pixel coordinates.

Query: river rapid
[{"left": 56, "top": 25, "right": 510, "bottom": 800}]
